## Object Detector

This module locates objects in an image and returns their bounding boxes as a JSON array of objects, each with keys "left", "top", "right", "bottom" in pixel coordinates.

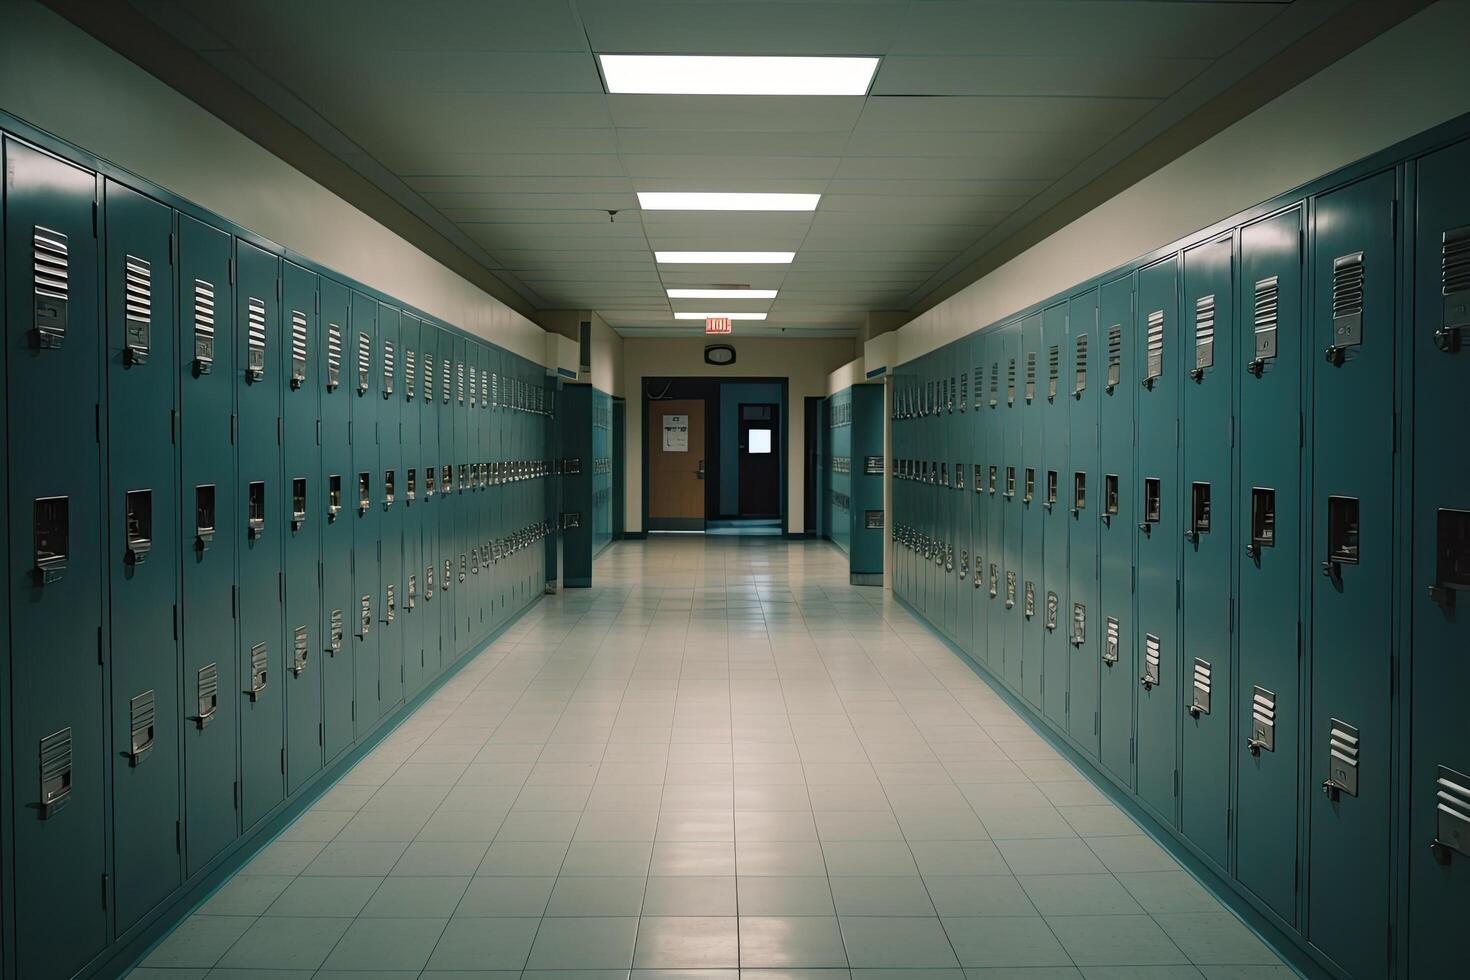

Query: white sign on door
[{"left": 662, "top": 414, "right": 689, "bottom": 452}]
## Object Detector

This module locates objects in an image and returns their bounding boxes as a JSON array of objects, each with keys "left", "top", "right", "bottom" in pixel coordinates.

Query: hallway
[{"left": 132, "top": 537, "right": 1289, "bottom": 978}]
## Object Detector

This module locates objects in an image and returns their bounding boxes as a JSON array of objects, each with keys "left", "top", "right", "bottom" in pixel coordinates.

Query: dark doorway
[
  {"left": 738, "top": 403, "right": 780, "bottom": 517},
  {"left": 804, "top": 396, "right": 822, "bottom": 537}
]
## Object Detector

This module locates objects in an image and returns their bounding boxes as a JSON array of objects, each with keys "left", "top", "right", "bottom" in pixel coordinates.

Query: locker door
[
  {"left": 942, "top": 366, "right": 959, "bottom": 641},
  {"left": 454, "top": 337, "right": 471, "bottom": 652},
  {"left": 1234, "top": 206, "right": 1303, "bottom": 925},
  {"left": 486, "top": 348, "right": 501, "bottom": 626},
  {"left": 467, "top": 342, "right": 483, "bottom": 635},
  {"left": 985, "top": 338, "right": 1006, "bottom": 671},
  {"left": 1067, "top": 288, "right": 1101, "bottom": 755},
  {"left": 955, "top": 349, "right": 974, "bottom": 657},
  {"left": 437, "top": 328, "right": 456, "bottom": 658},
  {"left": 1040, "top": 302, "right": 1070, "bottom": 726},
  {"left": 377, "top": 303, "right": 404, "bottom": 710},
  {"left": 281, "top": 261, "right": 322, "bottom": 792},
  {"left": 1011, "top": 318, "right": 1035, "bottom": 698},
  {"left": 1097, "top": 274, "right": 1137, "bottom": 786},
  {"left": 967, "top": 349, "right": 986, "bottom": 661},
  {"left": 1179, "top": 235, "right": 1235, "bottom": 870},
  {"left": 400, "top": 313, "right": 425, "bottom": 696},
  {"left": 4, "top": 134, "right": 108, "bottom": 980},
  {"left": 420, "top": 327, "right": 441, "bottom": 676},
  {"left": 1135, "top": 255, "right": 1180, "bottom": 826},
  {"left": 177, "top": 214, "right": 238, "bottom": 874},
  {"left": 1306, "top": 171, "right": 1396, "bottom": 976},
  {"left": 236, "top": 239, "right": 284, "bottom": 830},
  {"left": 349, "top": 291, "right": 381, "bottom": 733},
  {"left": 1406, "top": 135, "right": 1470, "bottom": 979},
  {"left": 104, "top": 180, "right": 182, "bottom": 928},
  {"left": 318, "top": 278, "right": 354, "bottom": 760}
]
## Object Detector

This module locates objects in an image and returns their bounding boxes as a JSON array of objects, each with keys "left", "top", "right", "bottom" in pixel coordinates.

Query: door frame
[{"left": 736, "top": 402, "right": 782, "bottom": 518}]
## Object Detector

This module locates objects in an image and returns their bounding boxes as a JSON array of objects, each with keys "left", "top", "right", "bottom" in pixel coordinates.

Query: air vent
[
  {"left": 1331, "top": 251, "right": 1365, "bottom": 349},
  {"left": 124, "top": 255, "right": 152, "bottom": 363},
  {"left": 468, "top": 365, "right": 478, "bottom": 407},
  {"left": 38, "top": 727, "right": 73, "bottom": 818},
  {"left": 1194, "top": 294, "right": 1216, "bottom": 373},
  {"left": 246, "top": 641, "right": 268, "bottom": 700},
  {"left": 1023, "top": 582, "right": 1036, "bottom": 618},
  {"left": 1044, "top": 590, "right": 1058, "bottom": 630},
  {"left": 405, "top": 348, "right": 417, "bottom": 399},
  {"left": 1104, "top": 617, "right": 1120, "bottom": 665},
  {"left": 959, "top": 371, "right": 968, "bottom": 412},
  {"left": 1249, "top": 685, "right": 1276, "bottom": 753},
  {"left": 441, "top": 358, "right": 451, "bottom": 404},
  {"left": 1327, "top": 717, "right": 1360, "bottom": 797},
  {"left": 32, "top": 226, "right": 69, "bottom": 348},
  {"left": 127, "top": 689, "right": 157, "bottom": 765},
  {"left": 424, "top": 353, "right": 434, "bottom": 402},
  {"left": 1253, "top": 276, "right": 1280, "bottom": 362},
  {"left": 359, "top": 594, "right": 372, "bottom": 637},
  {"left": 381, "top": 339, "right": 395, "bottom": 397},
  {"left": 456, "top": 361, "right": 465, "bottom": 404},
  {"left": 356, "top": 332, "right": 371, "bottom": 394},
  {"left": 1007, "top": 358, "right": 1016, "bottom": 405},
  {"left": 193, "top": 279, "right": 216, "bottom": 372},
  {"left": 491, "top": 371, "right": 499, "bottom": 408},
  {"left": 288, "top": 310, "right": 308, "bottom": 388},
  {"left": 246, "top": 297, "right": 267, "bottom": 381},
  {"left": 326, "top": 323, "right": 342, "bottom": 390},
  {"left": 1074, "top": 334, "right": 1088, "bottom": 396},
  {"left": 973, "top": 366, "right": 982, "bottom": 410},
  {"left": 1143, "top": 633, "right": 1161, "bottom": 687},
  {"left": 1144, "top": 309, "right": 1164, "bottom": 384},
  {"left": 1047, "top": 345, "right": 1059, "bottom": 399},
  {"left": 292, "top": 625, "right": 309, "bottom": 676},
  {"left": 1071, "top": 602, "right": 1086, "bottom": 646},
  {"left": 1435, "top": 765, "right": 1470, "bottom": 859},
  {"left": 989, "top": 362, "right": 999, "bottom": 408},
  {"left": 1025, "top": 352, "right": 1037, "bottom": 401},
  {"left": 195, "top": 663, "right": 218, "bottom": 728},
  {"left": 329, "top": 608, "right": 344, "bottom": 652},
  {"left": 1190, "top": 658, "right": 1212, "bottom": 715},
  {"left": 481, "top": 373, "right": 490, "bottom": 409},
  {"left": 1106, "top": 323, "right": 1122, "bottom": 389}
]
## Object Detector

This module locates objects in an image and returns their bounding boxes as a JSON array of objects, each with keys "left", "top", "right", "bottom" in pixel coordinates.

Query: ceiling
[{"left": 120, "top": 0, "right": 1360, "bottom": 337}]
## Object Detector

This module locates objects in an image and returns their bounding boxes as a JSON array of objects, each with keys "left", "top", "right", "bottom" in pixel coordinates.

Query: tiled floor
[{"left": 129, "top": 536, "right": 1296, "bottom": 980}]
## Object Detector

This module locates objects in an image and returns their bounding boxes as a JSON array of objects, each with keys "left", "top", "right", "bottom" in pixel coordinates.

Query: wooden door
[{"left": 649, "top": 399, "right": 706, "bottom": 529}]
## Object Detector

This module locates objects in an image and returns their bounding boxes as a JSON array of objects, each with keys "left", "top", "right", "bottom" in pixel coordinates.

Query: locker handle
[
  {"left": 1246, "top": 737, "right": 1268, "bottom": 756},
  {"left": 1247, "top": 357, "right": 1267, "bottom": 377},
  {"left": 1323, "top": 345, "right": 1346, "bottom": 366},
  {"left": 1433, "top": 325, "right": 1462, "bottom": 353}
]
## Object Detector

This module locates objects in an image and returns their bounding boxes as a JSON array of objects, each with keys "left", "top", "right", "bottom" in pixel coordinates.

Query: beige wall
[
  {"left": 0, "top": 1, "right": 546, "bottom": 361},
  {"left": 622, "top": 337, "right": 858, "bottom": 534},
  {"left": 897, "top": 0, "right": 1470, "bottom": 362},
  {"left": 589, "top": 313, "right": 625, "bottom": 398}
]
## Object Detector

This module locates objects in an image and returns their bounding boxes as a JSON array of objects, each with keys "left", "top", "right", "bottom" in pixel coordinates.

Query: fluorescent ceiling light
[
  {"left": 656, "top": 251, "right": 794, "bottom": 264},
  {"left": 600, "top": 54, "right": 878, "bottom": 96},
  {"left": 638, "top": 192, "right": 819, "bottom": 212},
  {"left": 674, "top": 312, "right": 768, "bottom": 321},
  {"left": 667, "top": 288, "right": 778, "bottom": 299}
]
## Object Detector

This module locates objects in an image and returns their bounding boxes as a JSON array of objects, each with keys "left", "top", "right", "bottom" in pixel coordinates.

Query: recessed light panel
[
  {"left": 656, "top": 251, "right": 795, "bottom": 264},
  {"left": 674, "top": 312, "right": 768, "bottom": 321},
  {"left": 638, "top": 192, "right": 819, "bottom": 212},
  {"left": 667, "top": 288, "right": 779, "bottom": 299},
  {"left": 600, "top": 54, "right": 878, "bottom": 96}
]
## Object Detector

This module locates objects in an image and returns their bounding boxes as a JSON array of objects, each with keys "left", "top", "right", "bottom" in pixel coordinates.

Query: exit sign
[{"left": 705, "top": 316, "right": 732, "bottom": 335}]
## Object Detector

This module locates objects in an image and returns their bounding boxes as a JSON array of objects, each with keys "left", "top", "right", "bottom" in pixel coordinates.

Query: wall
[
  {"left": 588, "top": 312, "right": 625, "bottom": 398},
  {"left": 896, "top": 0, "right": 1470, "bottom": 362},
  {"left": 0, "top": 0, "right": 546, "bottom": 362},
  {"left": 718, "top": 382, "right": 784, "bottom": 516},
  {"left": 622, "top": 337, "right": 857, "bottom": 534}
]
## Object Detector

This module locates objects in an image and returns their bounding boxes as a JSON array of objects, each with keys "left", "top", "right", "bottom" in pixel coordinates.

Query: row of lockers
[
  {"left": 0, "top": 133, "right": 555, "bottom": 979},
  {"left": 889, "top": 124, "right": 1469, "bottom": 979},
  {"left": 824, "top": 385, "right": 884, "bottom": 581}
]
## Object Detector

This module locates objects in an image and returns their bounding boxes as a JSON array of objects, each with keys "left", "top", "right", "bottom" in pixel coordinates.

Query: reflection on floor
[
  {"left": 128, "top": 536, "right": 1294, "bottom": 979},
  {"left": 705, "top": 519, "right": 783, "bottom": 537}
]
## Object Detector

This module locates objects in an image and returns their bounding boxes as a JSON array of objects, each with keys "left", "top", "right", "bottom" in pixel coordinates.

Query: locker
[
  {"left": 176, "top": 213, "right": 239, "bottom": 874},
  {"left": 1234, "top": 206, "right": 1303, "bottom": 925},
  {"left": 318, "top": 278, "right": 354, "bottom": 760},
  {"left": 377, "top": 303, "right": 404, "bottom": 711},
  {"left": 1097, "top": 274, "right": 1137, "bottom": 786},
  {"left": 281, "top": 261, "right": 322, "bottom": 792},
  {"left": 421, "top": 324, "right": 442, "bottom": 673},
  {"left": 436, "top": 327, "right": 457, "bottom": 659},
  {"left": 967, "top": 342, "right": 987, "bottom": 663},
  {"left": 4, "top": 134, "right": 109, "bottom": 980},
  {"left": 985, "top": 334, "right": 1007, "bottom": 672},
  {"left": 952, "top": 351, "right": 975, "bottom": 649},
  {"left": 1179, "top": 234, "right": 1235, "bottom": 870},
  {"left": 1066, "top": 288, "right": 1101, "bottom": 755},
  {"left": 1134, "top": 255, "right": 1180, "bottom": 825},
  {"left": 1019, "top": 314, "right": 1044, "bottom": 703},
  {"left": 1001, "top": 323, "right": 1024, "bottom": 691},
  {"left": 941, "top": 366, "right": 959, "bottom": 642},
  {"left": 349, "top": 290, "right": 381, "bottom": 733},
  {"left": 1407, "top": 135, "right": 1470, "bottom": 977},
  {"left": 235, "top": 239, "right": 285, "bottom": 830},
  {"left": 400, "top": 313, "right": 426, "bottom": 696},
  {"left": 104, "top": 180, "right": 183, "bottom": 928},
  {"left": 1040, "top": 301, "right": 1070, "bottom": 727},
  {"left": 454, "top": 336, "right": 471, "bottom": 653},
  {"left": 1306, "top": 171, "right": 1396, "bottom": 976}
]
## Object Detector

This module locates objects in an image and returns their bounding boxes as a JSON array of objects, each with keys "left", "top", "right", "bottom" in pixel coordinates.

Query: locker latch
[
  {"left": 247, "top": 482, "right": 266, "bottom": 539},
  {"left": 1428, "top": 508, "right": 1470, "bottom": 610},
  {"left": 1141, "top": 633, "right": 1160, "bottom": 690},
  {"left": 292, "top": 625, "right": 309, "bottom": 676},
  {"left": 193, "top": 663, "right": 219, "bottom": 728},
  {"left": 1070, "top": 602, "right": 1086, "bottom": 647},
  {"left": 245, "top": 642, "right": 268, "bottom": 700},
  {"left": 357, "top": 472, "right": 370, "bottom": 515},
  {"left": 1246, "top": 488, "right": 1275, "bottom": 562},
  {"left": 328, "top": 474, "right": 343, "bottom": 520},
  {"left": 1139, "top": 478, "right": 1161, "bottom": 536},
  {"left": 1184, "top": 482, "right": 1210, "bottom": 545},
  {"left": 124, "top": 489, "right": 152, "bottom": 565},
  {"left": 38, "top": 727, "right": 73, "bottom": 819},
  {"left": 1321, "top": 717, "right": 1359, "bottom": 801},
  {"left": 1438, "top": 226, "right": 1470, "bottom": 353},
  {"left": 1321, "top": 496, "right": 1359, "bottom": 584},
  {"left": 1325, "top": 252, "right": 1364, "bottom": 365},
  {"left": 291, "top": 478, "right": 307, "bottom": 531},
  {"left": 383, "top": 470, "right": 395, "bottom": 510},
  {"left": 32, "top": 496, "right": 69, "bottom": 585}
]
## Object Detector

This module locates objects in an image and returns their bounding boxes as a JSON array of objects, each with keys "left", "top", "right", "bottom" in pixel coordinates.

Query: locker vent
[
  {"left": 329, "top": 609, "right": 343, "bottom": 651},
  {"left": 1106, "top": 324, "right": 1122, "bottom": 389},
  {"left": 381, "top": 340, "right": 395, "bottom": 397},
  {"left": 989, "top": 563, "right": 998, "bottom": 598},
  {"left": 457, "top": 361, "right": 465, "bottom": 404},
  {"left": 405, "top": 348, "right": 417, "bottom": 399},
  {"left": 32, "top": 226, "right": 69, "bottom": 348},
  {"left": 1143, "top": 633, "right": 1161, "bottom": 686},
  {"left": 359, "top": 595, "right": 372, "bottom": 637},
  {"left": 1444, "top": 227, "right": 1470, "bottom": 335},
  {"left": 1024, "top": 353, "right": 1036, "bottom": 401},
  {"left": 289, "top": 310, "right": 308, "bottom": 388},
  {"left": 1074, "top": 334, "right": 1087, "bottom": 395},
  {"left": 1253, "top": 276, "right": 1280, "bottom": 362},
  {"left": 128, "top": 689, "right": 157, "bottom": 764},
  {"left": 1193, "top": 294, "right": 1215, "bottom": 372},
  {"left": 1047, "top": 345, "right": 1059, "bottom": 399},
  {"left": 481, "top": 373, "right": 489, "bottom": 409},
  {"left": 959, "top": 370, "right": 967, "bottom": 412},
  {"left": 973, "top": 366, "right": 982, "bottom": 410},
  {"left": 1005, "top": 570, "right": 1016, "bottom": 608},
  {"left": 386, "top": 584, "right": 396, "bottom": 622},
  {"left": 1044, "top": 590, "right": 1058, "bottom": 630},
  {"left": 1327, "top": 717, "right": 1360, "bottom": 797},
  {"left": 441, "top": 358, "right": 451, "bottom": 404},
  {"left": 356, "top": 332, "right": 371, "bottom": 394},
  {"left": 973, "top": 463, "right": 983, "bottom": 495},
  {"left": 38, "top": 727, "right": 73, "bottom": 817},
  {"left": 1330, "top": 252, "right": 1365, "bottom": 348},
  {"left": 407, "top": 574, "right": 417, "bottom": 609},
  {"left": 443, "top": 558, "right": 452, "bottom": 591},
  {"left": 1104, "top": 617, "right": 1120, "bottom": 665},
  {"left": 292, "top": 625, "right": 309, "bottom": 675},
  {"left": 460, "top": 554, "right": 468, "bottom": 582},
  {"left": 195, "top": 663, "right": 219, "bottom": 728},
  {"left": 326, "top": 323, "right": 342, "bottom": 390},
  {"left": 1008, "top": 358, "right": 1017, "bottom": 404},
  {"left": 246, "top": 641, "right": 268, "bottom": 699},
  {"left": 1144, "top": 310, "right": 1164, "bottom": 383},
  {"left": 246, "top": 297, "right": 268, "bottom": 380},
  {"left": 492, "top": 372, "right": 499, "bottom": 408},
  {"left": 469, "top": 364, "right": 477, "bottom": 407},
  {"left": 1190, "top": 658, "right": 1212, "bottom": 715},
  {"left": 1071, "top": 602, "right": 1086, "bottom": 646},
  {"left": 1249, "top": 685, "right": 1276, "bottom": 753},
  {"left": 989, "top": 362, "right": 999, "bottom": 407},
  {"left": 424, "top": 353, "right": 434, "bottom": 402},
  {"left": 1435, "top": 765, "right": 1470, "bottom": 858},
  {"left": 124, "top": 255, "right": 152, "bottom": 362},
  {"left": 193, "top": 279, "right": 216, "bottom": 372}
]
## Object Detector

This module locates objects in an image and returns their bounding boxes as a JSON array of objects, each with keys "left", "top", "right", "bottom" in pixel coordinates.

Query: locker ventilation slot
[
  {"left": 1189, "top": 658, "right": 1211, "bottom": 716},
  {"left": 1249, "top": 686, "right": 1276, "bottom": 754},
  {"left": 32, "top": 226, "right": 69, "bottom": 348},
  {"left": 326, "top": 324, "right": 342, "bottom": 390},
  {"left": 1106, "top": 324, "right": 1122, "bottom": 390},
  {"left": 1142, "top": 634, "right": 1160, "bottom": 688},
  {"left": 1330, "top": 252, "right": 1365, "bottom": 349},
  {"left": 959, "top": 371, "right": 968, "bottom": 411},
  {"left": 1430, "top": 508, "right": 1470, "bottom": 608},
  {"left": 383, "top": 340, "right": 395, "bottom": 397},
  {"left": 407, "top": 574, "right": 417, "bottom": 609},
  {"left": 405, "top": 348, "right": 416, "bottom": 399},
  {"left": 357, "top": 332, "right": 371, "bottom": 394},
  {"left": 127, "top": 689, "right": 157, "bottom": 765},
  {"left": 989, "top": 363, "right": 999, "bottom": 407},
  {"left": 195, "top": 663, "right": 218, "bottom": 728},
  {"left": 1193, "top": 294, "right": 1215, "bottom": 373},
  {"left": 193, "top": 279, "right": 216, "bottom": 372},
  {"left": 1025, "top": 352, "right": 1036, "bottom": 402},
  {"left": 441, "top": 360, "right": 451, "bottom": 403},
  {"left": 1104, "top": 474, "right": 1119, "bottom": 517},
  {"left": 359, "top": 595, "right": 372, "bottom": 637},
  {"left": 1071, "top": 602, "right": 1086, "bottom": 646},
  {"left": 1044, "top": 590, "right": 1057, "bottom": 630},
  {"left": 247, "top": 297, "right": 267, "bottom": 380},
  {"left": 1253, "top": 276, "right": 1280, "bottom": 362},
  {"left": 1047, "top": 345, "right": 1059, "bottom": 399},
  {"left": 33, "top": 495, "right": 69, "bottom": 584},
  {"left": 469, "top": 365, "right": 478, "bottom": 407},
  {"left": 1007, "top": 358, "right": 1016, "bottom": 405},
  {"left": 1005, "top": 570, "right": 1016, "bottom": 608},
  {"left": 124, "top": 255, "right": 152, "bottom": 363},
  {"left": 457, "top": 361, "right": 465, "bottom": 404},
  {"left": 1104, "top": 617, "right": 1119, "bottom": 665},
  {"left": 38, "top": 728, "right": 73, "bottom": 818},
  {"left": 481, "top": 374, "right": 489, "bottom": 409},
  {"left": 329, "top": 609, "right": 344, "bottom": 652},
  {"left": 386, "top": 584, "right": 396, "bottom": 622},
  {"left": 972, "top": 366, "right": 982, "bottom": 410},
  {"left": 289, "top": 310, "right": 308, "bottom": 388},
  {"left": 1074, "top": 334, "right": 1088, "bottom": 395},
  {"left": 989, "top": 563, "right": 999, "bottom": 598},
  {"left": 246, "top": 642, "right": 268, "bottom": 700},
  {"left": 292, "top": 625, "right": 309, "bottom": 676},
  {"left": 492, "top": 372, "right": 499, "bottom": 407},
  {"left": 1326, "top": 717, "right": 1360, "bottom": 798},
  {"left": 1434, "top": 766, "right": 1470, "bottom": 859},
  {"left": 1144, "top": 310, "right": 1165, "bottom": 384}
]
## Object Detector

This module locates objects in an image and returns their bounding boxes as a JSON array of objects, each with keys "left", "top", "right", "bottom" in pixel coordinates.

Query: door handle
[{"left": 696, "top": 459, "right": 705, "bottom": 480}]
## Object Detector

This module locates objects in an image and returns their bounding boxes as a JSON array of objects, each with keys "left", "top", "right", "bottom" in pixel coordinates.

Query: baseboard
[{"left": 849, "top": 572, "right": 884, "bottom": 586}]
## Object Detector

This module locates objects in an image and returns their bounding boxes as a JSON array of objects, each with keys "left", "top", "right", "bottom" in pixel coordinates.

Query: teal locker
[
  {"left": 281, "top": 261, "right": 322, "bottom": 793},
  {"left": 103, "top": 180, "right": 182, "bottom": 928},
  {"left": 966, "top": 349, "right": 986, "bottom": 661},
  {"left": 4, "top": 134, "right": 109, "bottom": 980},
  {"left": 486, "top": 348, "right": 501, "bottom": 620},
  {"left": 985, "top": 335, "right": 1006, "bottom": 670},
  {"left": 1306, "top": 171, "right": 1396, "bottom": 976},
  {"left": 1097, "top": 274, "right": 1137, "bottom": 786},
  {"left": 1406, "top": 134, "right": 1470, "bottom": 978},
  {"left": 1003, "top": 321, "right": 1026, "bottom": 694},
  {"left": 1066, "top": 288, "right": 1101, "bottom": 755},
  {"left": 419, "top": 325, "right": 441, "bottom": 675},
  {"left": 235, "top": 239, "right": 284, "bottom": 830},
  {"left": 177, "top": 214, "right": 239, "bottom": 874},
  {"left": 453, "top": 337, "right": 471, "bottom": 652},
  {"left": 1234, "top": 206, "right": 1304, "bottom": 925},
  {"left": 349, "top": 290, "right": 381, "bottom": 733},
  {"left": 469, "top": 343, "right": 485, "bottom": 631},
  {"left": 399, "top": 313, "right": 426, "bottom": 696},
  {"left": 1134, "top": 255, "right": 1180, "bottom": 825},
  {"left": 0, "top": 146, "right": 8, "bottom": 980},
  {"left": 1040, "top": 302, "right": 1069, "bottom": 727},
  {"left": 436, "top": 328, "right": 457, "bottom": 659},
  {"left": 953, "top": 362, "right": 974, "bottom": 634},
  {"left": 941, "top": 367, "right": 959, "bottom": 641},
  {"left": 377, "top": 303, "right": 404, "bottom": 711},
  {"left": 318, "top": 278, "right": 354, "bottom": 761},
  {"left": 1179, "top": 234, "right": 1235, "bottom": 870}
]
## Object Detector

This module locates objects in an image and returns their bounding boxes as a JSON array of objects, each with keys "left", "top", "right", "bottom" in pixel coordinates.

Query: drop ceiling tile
[
  {"left": 579, "top": 0, "right": 907, "bottom": 55},
  {"left": 616, "top": 131, "right": 855, "bottom": 157},
  {"left": 843, "top": 129, "right": 1109, "bottom": 159},
  {"left": 623, "top": 155, "right": 841, "bottom": 181},
  {"left": 873, "top": 54, "right": 1211, "bottom": 98},
  {"left": 409, "top": 176, "right": 634, "bottom": 195},
  {"left": 394, "top": 156, "right": 628, "bottom": 179},
  {"left": 832, "top": 155, "right": 1077, "bottom": 181},
  {"left": 421, "top": 192, "right": 640, "bottom": 211},
  {"left": 640, "top": 213, "right": 815, "bottom": 237},
  {"left": 854, "top": 96, "right": 1158, "bottom": 134},
  {"left": 823, "top": 177, "right": 1049, "bottom": 197},
  {"left": 608, "top": 96, "right": 864, "bottom": 133}
]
